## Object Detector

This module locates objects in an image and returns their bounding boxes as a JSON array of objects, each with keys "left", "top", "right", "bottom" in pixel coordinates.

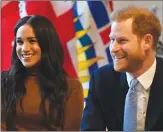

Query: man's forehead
[
  {"left": 110, "top": 19, "right": 133, "bottom": 34},
  {"left": 111, "top": 18, "right": 133, "bottom": 26}
]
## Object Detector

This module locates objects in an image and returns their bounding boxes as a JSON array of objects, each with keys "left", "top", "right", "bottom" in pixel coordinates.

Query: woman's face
[{"left": 16, "top": 24, "right": 41, "bottom": 68}]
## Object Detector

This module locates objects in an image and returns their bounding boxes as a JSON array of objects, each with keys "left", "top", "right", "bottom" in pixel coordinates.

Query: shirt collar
[{"left": 126, "top": 58, "right": 156, "bottom": 90}]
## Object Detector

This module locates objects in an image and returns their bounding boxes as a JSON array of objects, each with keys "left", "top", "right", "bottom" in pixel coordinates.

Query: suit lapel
[
  {"left": 116, "top": 72, "right": 129, "bottom": 124},
  {"left": 145, "top": 58, "right": 163, "bottom": 130}
]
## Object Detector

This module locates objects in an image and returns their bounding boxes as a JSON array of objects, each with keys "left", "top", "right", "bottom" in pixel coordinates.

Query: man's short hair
[{"left": 110, "top": 6, "right": 162, "bottom": 49}]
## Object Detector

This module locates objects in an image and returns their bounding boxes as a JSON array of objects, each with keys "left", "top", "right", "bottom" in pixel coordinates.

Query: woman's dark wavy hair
[{"left": 1, "top": 15, "right": 68, "bottom": 130}]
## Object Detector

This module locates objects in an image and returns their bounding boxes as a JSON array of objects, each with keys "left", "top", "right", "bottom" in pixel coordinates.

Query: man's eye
[
  {"left": 110, "top": 38, "right": 115, "bottom": 42},
  {"left": 119, "top": 39, "right": 127, "bottom": 44}
]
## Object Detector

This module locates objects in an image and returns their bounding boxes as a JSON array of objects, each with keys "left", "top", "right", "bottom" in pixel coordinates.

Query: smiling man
[{"left": 81, "top": 6, "right": 163, "bottom": 131}]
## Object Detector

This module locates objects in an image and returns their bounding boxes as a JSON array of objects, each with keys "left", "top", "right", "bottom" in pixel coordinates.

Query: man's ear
[{"left": 142, "top": 34, "right": 153, "bottom": 50}]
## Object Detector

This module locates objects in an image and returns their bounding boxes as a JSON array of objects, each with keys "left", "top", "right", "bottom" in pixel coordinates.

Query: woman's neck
[{"left": 26, "top": 67, "right": 37, "bottom": 76}]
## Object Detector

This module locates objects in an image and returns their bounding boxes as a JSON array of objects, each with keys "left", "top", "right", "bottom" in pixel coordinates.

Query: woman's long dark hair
[{"left": 1, "top": 15, "right": 68, "bottom": 130}]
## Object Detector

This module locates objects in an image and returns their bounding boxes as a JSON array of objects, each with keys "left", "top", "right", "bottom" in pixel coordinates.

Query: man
[{"left": 81, "top": 6, "right": 163, "bottom": 131}]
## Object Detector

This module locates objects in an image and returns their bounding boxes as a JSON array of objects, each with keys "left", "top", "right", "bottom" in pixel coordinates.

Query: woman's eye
[
  {"left": 29, "top": 40, "right": 37, "bottom": 43},
  {"left": 16, "top": 40, "right": 23, "bottom": 45}
]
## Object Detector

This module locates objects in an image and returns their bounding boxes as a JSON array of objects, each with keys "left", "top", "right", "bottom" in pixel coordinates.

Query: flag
[
  {"left": 1, "top": 1, "right": 113, "bottom": 98},
  {"left": 73, "top": 1, "right": 113, "bottom": 98},
  {"left": 1, "top": 1, "right": 20, "bottom": 71},
  {"left": 2, "top": 1, "right": 78, "bottom": 78}
]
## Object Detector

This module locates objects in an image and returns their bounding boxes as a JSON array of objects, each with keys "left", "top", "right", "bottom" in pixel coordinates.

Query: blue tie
[{"left": 123, "top": 79, "right": 139, "bottom": 131}]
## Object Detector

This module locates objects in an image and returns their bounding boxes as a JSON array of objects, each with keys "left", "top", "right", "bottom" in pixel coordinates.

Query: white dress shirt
[{"left": 126, "top": 59, "right": 156, "bottom": 130}]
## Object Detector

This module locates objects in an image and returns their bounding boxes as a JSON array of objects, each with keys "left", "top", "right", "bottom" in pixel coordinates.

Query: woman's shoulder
[
  {"left": 1, "top": 70, "right": 9, "bottom": 77},
  {"left": 66, "top": 75, "right": 82, "bottom": 86},
  {"left": 1, "top": 71, "right": 9, "bottom": 87},
  {"left": 1, "top": 71, "right": 9, "bottom": 81},
  {"left": 66, "top": 76, "right": 80, "bottom": 82},
  {"left": 66, "top": 76, "right": 83, "bottom": 92}
]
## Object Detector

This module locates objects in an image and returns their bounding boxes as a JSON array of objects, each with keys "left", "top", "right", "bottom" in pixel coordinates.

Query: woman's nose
[{"left": 22, "top": 42, "right": 30, "bottom": 52}]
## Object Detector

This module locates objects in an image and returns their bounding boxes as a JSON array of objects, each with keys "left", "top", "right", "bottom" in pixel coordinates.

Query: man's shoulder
[
  {"left": 156, "top": 57, "right": 163, "bottom": 71},
  {"left": 157, "top": 57, "right": 163, "bottom": 64},
  {"left": 94, "top": 63, "right": 119, "bottom": 77},
  {"left": 91, "top": 63, "right": 122, "bottom": 85},
  {"left": 99, "top": 63, "right": 114, "bottom": 71}
]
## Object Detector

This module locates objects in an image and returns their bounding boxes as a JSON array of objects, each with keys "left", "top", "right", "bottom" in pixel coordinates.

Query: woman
[{"left": 1, "top": 15, "right": 84, "bottom": 131}]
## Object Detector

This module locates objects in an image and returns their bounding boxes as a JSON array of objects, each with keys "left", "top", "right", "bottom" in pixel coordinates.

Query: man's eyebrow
[{"left": 117, "top": 37, "right": 128, "bottom": 39}]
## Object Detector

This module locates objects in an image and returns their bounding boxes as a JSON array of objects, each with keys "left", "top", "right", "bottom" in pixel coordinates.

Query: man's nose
[{"left": 110, "top": 41, "right": 121, "bottom": 53}]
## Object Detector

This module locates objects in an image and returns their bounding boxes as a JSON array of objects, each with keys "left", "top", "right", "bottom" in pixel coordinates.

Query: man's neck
[{"left": 129, "top": 56, "right": 156, "bottom": 78}]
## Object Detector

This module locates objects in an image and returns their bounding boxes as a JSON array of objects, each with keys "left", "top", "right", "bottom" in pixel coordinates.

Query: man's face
[{"left": 109, "top": 19, "right": 146, "bottom": 73}]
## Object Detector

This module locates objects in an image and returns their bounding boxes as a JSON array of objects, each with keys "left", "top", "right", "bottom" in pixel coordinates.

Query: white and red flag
[{"left": 1, "top": 1, "right": 113, "bottom": 98}]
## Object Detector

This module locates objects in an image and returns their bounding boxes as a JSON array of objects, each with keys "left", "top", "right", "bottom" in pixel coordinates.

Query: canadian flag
[
  {"left": 2, "top": 1, "right": 113, "bottom": 98},
  {"left": 2, "top": 1, "right": 20, "bottom": 72},
  {"left": 1, "top": 1, "right": 78, "bottom": 78}
]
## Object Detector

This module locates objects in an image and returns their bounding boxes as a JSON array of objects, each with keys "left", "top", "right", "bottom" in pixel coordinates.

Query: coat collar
[
  {"left": 115, "top": 57, "right": 163, "bottom": 130},
  {"left": 145, "top": 57, "right": 163, "bottom": 130},
  {"left": 116, "top": 72, "right": 129, "bottom": 125}
]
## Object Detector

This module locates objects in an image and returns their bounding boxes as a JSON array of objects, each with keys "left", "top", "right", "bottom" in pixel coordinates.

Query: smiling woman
[
  {"left": 16, "top": 24, "right": 41, "bottom": 68},
  {"left": 1, "top": 15, "right": 84, "bottom": 131}
]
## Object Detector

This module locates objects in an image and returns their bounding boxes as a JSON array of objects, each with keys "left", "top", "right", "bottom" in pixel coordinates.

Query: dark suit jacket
[{"left": 81, "top": 57, "right": 163, "bottom": 131}]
